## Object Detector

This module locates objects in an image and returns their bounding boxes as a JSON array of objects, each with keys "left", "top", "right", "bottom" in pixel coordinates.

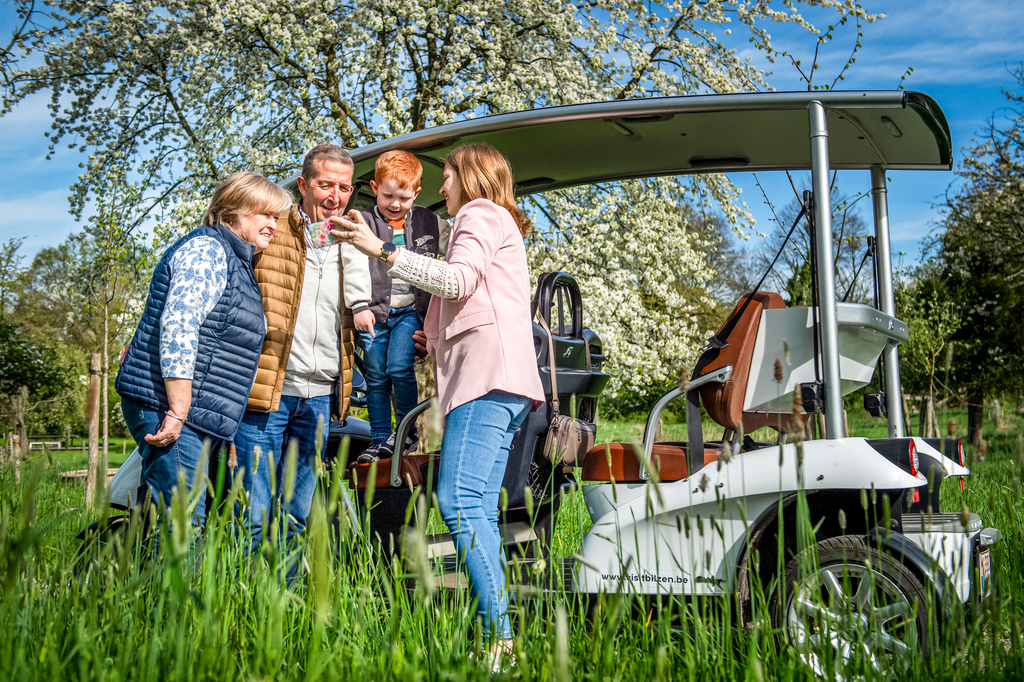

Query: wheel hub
[{"left": 786, "top": 562, "right": 918, "bottom": 677}]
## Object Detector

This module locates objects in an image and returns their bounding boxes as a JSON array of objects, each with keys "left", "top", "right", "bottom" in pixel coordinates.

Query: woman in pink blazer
[{"left": 335, "top": 143, "right": 543, "bottom": 668}]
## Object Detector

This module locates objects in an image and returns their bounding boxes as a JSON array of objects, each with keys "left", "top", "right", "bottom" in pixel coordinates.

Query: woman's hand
[
  {"left": 330, "top": 211, "right": 384, "bottom": 259},
  {"left": 144, "top": 415, "right": 184, "bottom": 447},
  {"left": 145, "top": 377, "right": 191, "bottom": 447}
]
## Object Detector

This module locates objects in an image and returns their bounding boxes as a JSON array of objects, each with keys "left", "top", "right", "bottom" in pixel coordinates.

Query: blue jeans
[
  {"left": 234, "top": 395, "right": 329, "bottom": 547},
  {"left": 436, "top": 390, "right": 531, "bottom": 641},
  {"left": 357, "top": 305, "right": 421, "bottom": 442},
  {"left": 121, "top": 396, "right": 221, "bottom": 526}
]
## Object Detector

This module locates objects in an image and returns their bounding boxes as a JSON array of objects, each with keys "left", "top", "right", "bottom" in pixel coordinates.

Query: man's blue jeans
[
  {"left": 435, "top": 390, "right": 531, "bottom": 641},
  {"left": 121, "top": 396, "right": 220, "bottom": 526},
  {"left": 234, "top": 395, "right": 328, "bottom": 548},
  {"left": 357, "top": 305, "right": 421, "bottom": 442}
]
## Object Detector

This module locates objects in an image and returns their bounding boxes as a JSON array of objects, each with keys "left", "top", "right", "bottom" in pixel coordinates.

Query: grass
[
  {"left": 1, "top": 409, "right": 1023, "bottom": 680},
  {"left": 4, "top": 437, "right": 137, "bottom": 472}
]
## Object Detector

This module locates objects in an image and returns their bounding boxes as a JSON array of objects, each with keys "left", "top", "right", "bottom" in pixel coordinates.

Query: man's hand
[
  {"left": 412, "top": 329, "right": 428, "bottom": 360},
  {"left": 353, "top": 309, "right": 376, "bottom": 336}
]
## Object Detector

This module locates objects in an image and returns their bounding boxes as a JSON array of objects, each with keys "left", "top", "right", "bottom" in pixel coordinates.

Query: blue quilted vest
[{"left": 116, "top": 225, "right": 266, "bottom": 440}]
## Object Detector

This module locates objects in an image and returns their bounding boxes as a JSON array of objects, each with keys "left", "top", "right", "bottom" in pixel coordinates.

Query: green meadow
[{"left": 1, "top": 409, "right": 1022, "bottom": 681}]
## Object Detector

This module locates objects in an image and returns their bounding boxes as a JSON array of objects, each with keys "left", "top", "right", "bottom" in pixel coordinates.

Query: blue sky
[
  {"left": 724, "top": 0, "right": 1024, "bottom": 266},
  {"left": 1, "top": 1, "right": 1022, "bottom": 265}
]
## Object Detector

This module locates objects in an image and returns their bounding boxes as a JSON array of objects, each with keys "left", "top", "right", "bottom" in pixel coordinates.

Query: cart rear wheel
[{"left": 772, "top": 535, "right": 928, "bottom": 677}]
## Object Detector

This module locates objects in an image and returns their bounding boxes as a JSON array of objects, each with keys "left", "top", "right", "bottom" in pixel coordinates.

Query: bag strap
[{"left": 537, "top": 315, "right": 560, "bottom": 415}]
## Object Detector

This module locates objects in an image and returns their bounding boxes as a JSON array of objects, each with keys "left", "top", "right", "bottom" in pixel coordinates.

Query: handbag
[{"left": 537, "top": 315, "right": 597, "bottom": 466}]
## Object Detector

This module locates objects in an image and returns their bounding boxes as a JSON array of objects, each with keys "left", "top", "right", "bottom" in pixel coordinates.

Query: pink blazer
[{"left": 423, "top": 198, "right": 545, "bottom": 416}]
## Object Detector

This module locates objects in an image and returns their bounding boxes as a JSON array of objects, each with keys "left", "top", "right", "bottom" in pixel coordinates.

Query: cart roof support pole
[
  {"left": 808, "top": 101, "right": 845, "bottom": 439},
  {"left": 870, "top": 165, "right": 906, "bottom": 437}
]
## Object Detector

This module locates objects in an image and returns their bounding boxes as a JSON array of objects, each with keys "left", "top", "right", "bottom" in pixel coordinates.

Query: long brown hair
[{"left": 443, "top": 143, "right": 532, "bottom": 236}]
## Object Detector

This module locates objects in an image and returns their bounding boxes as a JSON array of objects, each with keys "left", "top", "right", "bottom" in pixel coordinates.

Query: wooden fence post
[
  {"left": 86, "top": 354, "right": 102, "bottom": 511},
  {"left": 11, "top": 433, "right": 20, "bottom": 484}
]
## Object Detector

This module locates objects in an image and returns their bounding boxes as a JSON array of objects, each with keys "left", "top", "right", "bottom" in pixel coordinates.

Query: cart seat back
[
  {"left": 581, "top": 443, "right": 718, "bottom": 482},
  {"left": 349, "top": 454, "right": 436, "bottom": 489},
  {"left": 697, "top": 291, "right": 796, "bottom": 433}
]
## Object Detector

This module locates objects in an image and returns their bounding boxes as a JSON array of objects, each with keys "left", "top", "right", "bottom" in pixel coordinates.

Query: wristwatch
[{"left": 378, "top": 242, "right": 397, "bottom": 262}]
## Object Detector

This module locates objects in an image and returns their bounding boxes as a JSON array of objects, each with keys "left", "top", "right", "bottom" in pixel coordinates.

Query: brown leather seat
[
  {"left": 697, "top": 292, "right": 806, "bottom": 434},
  {"left": 582, "top": 443, "right": 694, "bottom": 482},
  {"left": 657, "top": 441, "right": 722, "bottom": 467},
  {"left": 348, "top": 454, "right": 437, "bottom": 488}
]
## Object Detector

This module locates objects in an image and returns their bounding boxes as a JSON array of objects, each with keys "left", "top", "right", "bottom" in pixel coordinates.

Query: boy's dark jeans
[{"left": 357, "top": 305, "right": 420, "bottom": 443}]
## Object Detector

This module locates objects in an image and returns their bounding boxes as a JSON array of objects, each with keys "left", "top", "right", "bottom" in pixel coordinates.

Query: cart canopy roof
[{"left": 346, "top": 90, "right": 951, "bottom": 213}]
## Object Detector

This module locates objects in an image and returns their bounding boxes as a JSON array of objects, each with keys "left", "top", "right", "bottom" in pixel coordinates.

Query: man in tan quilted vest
[{"left": 235, "top": 143, "right": 374, "bottom": 551}]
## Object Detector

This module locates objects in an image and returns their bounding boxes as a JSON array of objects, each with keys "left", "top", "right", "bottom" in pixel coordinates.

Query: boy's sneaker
[
  {"left": 357, "top": 439, "right": 388, "bottom": 464},
  {"left": 381, "top": 431, "right": 420, "bottom": 457},
  {"left": 378, "top": 432, "right": 396, "bottom": 457}
]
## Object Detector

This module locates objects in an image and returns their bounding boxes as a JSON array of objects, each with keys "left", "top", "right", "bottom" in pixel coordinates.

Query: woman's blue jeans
[
  {"left": 436, "top": 390, "right": 531, "bottom": 641},
  {"left": 121, "top": 396, "right": 220, "bottom": 526}
]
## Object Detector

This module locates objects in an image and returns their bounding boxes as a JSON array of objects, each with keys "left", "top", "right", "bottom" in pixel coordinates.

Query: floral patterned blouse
[{"left": 159, "top": 235, "right": 228, "bottom": 379}]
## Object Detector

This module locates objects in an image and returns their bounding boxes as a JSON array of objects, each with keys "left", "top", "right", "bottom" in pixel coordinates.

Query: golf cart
[
  {"left": 337, "top": 90, "right": 1000, "bottom": 670},
  {"left": 94, "top": 90, "right": 998, "bottom": 672}
]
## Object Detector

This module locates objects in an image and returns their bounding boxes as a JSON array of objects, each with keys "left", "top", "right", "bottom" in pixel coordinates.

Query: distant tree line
[{"left": 897, "top": 65, "right": 1024, "bottom": 445}]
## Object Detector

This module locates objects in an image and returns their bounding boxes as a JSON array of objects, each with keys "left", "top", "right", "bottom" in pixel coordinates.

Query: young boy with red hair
[{"left": 356, "top": 150, "right": 448, "bottom": 462}]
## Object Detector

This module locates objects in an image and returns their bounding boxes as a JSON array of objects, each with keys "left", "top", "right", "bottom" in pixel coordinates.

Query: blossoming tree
[{"left": 4, "top": 0, "right": 877, "bottom": 400}]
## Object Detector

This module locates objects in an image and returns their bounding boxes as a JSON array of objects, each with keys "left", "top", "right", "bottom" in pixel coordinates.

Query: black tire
[
  {"left": 771, "top": 535, "right": 929, "bottom": 677},
  {"left": 74, "top": 513, "right": 136, "bottom": 578}
]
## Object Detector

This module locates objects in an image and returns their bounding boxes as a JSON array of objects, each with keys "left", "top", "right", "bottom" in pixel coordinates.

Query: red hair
[{"left": 375, "top": 150, "right": 423, "bottom": 190}]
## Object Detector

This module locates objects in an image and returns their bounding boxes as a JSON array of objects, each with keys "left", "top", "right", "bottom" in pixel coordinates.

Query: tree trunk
[
  {"left": 86, "top": 354, "right": 101, "bottom": 511},
  {"left": 901, "top": 388, "right": 913, "bottom": 437},
  {"left": 918, "top": 391, "right": 940, "bottom": 438},
  {"left": 102, "top": 300, "right": 109, "bottom": 459},
  {"left": 13, "top": 388, "right": 27, "bottom": 483},
  {"left": 967, "top": 386, "right": 985, "bottom": 447}
]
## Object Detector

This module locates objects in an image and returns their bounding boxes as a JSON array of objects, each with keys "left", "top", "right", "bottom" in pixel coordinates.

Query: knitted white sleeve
[{"left": 389, "top": 248, "right": 459, "bottom": 299}]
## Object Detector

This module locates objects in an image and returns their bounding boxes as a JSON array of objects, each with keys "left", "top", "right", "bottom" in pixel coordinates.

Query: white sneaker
[{"left": 469, "top": 649, "right": 516, "bottom": 675}]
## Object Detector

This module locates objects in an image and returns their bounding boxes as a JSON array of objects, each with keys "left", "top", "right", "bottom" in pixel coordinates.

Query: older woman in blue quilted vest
[{"left": 116, "top": 172, "right": 292, "bottom": 525}]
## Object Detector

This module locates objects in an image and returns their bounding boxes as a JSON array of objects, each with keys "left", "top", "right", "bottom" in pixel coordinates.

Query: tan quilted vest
[{"left": 246, "top": 205, "right": 354, "bottom": 418}]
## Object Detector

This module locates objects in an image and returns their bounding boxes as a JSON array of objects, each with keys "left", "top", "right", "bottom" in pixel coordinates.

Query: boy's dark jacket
[{"left": 360, "top": 205, "right": 441, "bottom": 324}]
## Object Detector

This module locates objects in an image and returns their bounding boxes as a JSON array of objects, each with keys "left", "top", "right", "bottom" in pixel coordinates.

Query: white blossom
[{"left": 3, "top": 0, "right": 876, "bottom": 400}]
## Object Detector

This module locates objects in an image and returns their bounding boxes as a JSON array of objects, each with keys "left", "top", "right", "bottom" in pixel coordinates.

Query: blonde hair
[
  {"left": 204, "top": 172, "right": 293, "bottom": 228},
  {"left": 443, "top": 143, "right": 532, "bottom": 236}
]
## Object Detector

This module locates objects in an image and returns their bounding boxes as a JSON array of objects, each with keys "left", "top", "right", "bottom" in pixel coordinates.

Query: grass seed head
[
  {"left": 719, "top": 440, "right": 733, "bottom": 467},
  {"left": 678, "top": 364, "right": 690, "bottom": 391},
  {"left": 314, "top": 414, "right": 326, "bottom": 477},
  {"left": 283, "top": 439, "right": 299, "bottom": 504}
]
